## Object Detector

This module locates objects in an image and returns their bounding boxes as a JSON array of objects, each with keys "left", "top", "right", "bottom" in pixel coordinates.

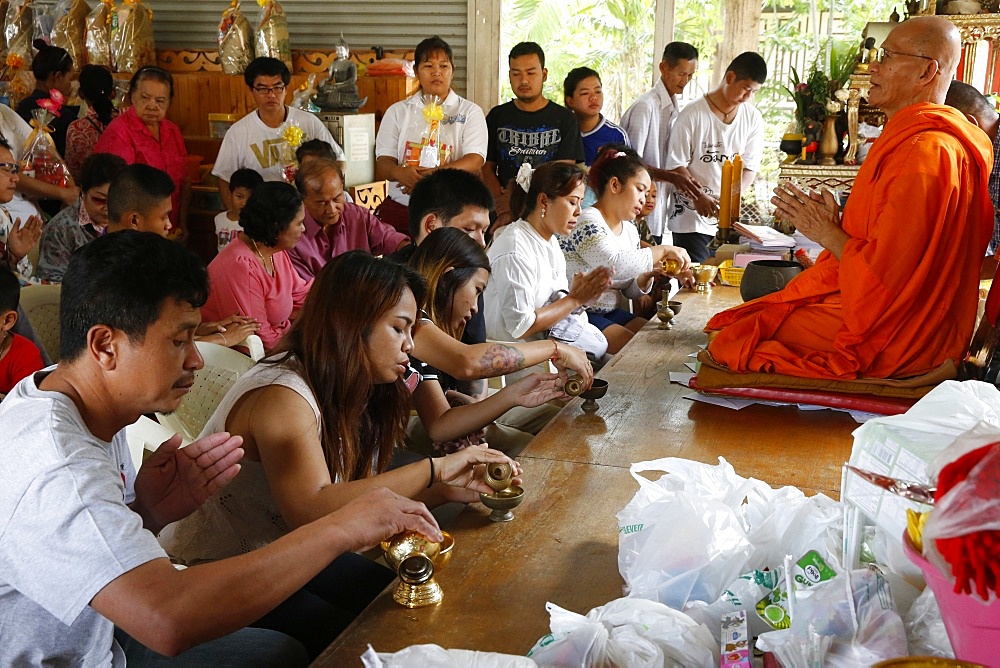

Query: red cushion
[{"left": 687, "top": 376, "right": 917, "bottom": 415}]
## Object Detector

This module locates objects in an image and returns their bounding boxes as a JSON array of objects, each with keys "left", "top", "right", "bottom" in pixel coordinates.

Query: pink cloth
[
  {"left": 287, "top": 202, "right": 409, "bottom": 280},
  {"left": 202, "top": 239, "right": 313, "bottom": 351},
  {"left": 94, "top": 106, "right": 188, "bottom": 230}
]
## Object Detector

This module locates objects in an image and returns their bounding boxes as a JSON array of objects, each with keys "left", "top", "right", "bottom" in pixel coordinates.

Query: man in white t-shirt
[
  {"left": 620, "top": 42, "right": 700, "bottom": 244},
  {"left": 665, "top": 51, "right": 767, "bottom": 262},
  {"left": 213, "top": 57, "right": 345, "bottom": 210},
  {"left": 0, "top": 230, "right": 441, "bottom": 665}
]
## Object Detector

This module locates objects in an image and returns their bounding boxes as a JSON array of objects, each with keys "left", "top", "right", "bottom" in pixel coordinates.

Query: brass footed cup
[
  {"left": 480, "top": 484, "right": 524, "bottom": 522},
  {"left": 691, "top": 264, "right": 719, "bottom": 292},
  {"left": 381, "top": 531, "right": 453, "bottom": 608}
]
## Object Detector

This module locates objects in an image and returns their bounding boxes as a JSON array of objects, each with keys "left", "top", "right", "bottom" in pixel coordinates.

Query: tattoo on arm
[{"left": 479, "top": 343, "right": 527, "bottom": 376}]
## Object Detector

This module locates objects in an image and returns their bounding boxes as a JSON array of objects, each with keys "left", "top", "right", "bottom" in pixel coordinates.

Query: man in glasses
[
  {"left": 36, "top": 153, "right": 127, "bottom": 282},
  {"left": 213, "top": 57, "right": 345, "bottom": 210},
  {"left": 704, "top": 16, "right": 994, "bottom": 386}
]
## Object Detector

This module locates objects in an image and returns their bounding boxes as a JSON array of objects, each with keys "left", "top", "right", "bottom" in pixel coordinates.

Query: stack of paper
[
  {"left": 733, "top": 223, "right": 796, "bottom": 249},
  {"left": 792, "top": 231, "right": 824, "bottom": 262}
]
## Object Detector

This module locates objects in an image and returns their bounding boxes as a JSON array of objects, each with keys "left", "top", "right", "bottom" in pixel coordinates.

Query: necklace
[
  {"left": 706, "top": 93, "right": 736, "bottom": 123},
  {"left": 247, "top": 236, "right": 274, "bottom": 275}
]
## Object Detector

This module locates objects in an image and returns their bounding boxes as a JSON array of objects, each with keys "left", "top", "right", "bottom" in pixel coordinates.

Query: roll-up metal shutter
[{"left": 144, "top": 1, "right": 469, "bottom": 95}]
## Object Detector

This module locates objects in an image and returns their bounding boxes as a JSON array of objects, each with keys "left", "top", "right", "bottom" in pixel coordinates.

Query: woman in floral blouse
[
  {"left": 65, "top": 65, "right": 117, "bottom": 184},
  {"left": 559, "top": 145, "right": 690, "bottom": 353}
]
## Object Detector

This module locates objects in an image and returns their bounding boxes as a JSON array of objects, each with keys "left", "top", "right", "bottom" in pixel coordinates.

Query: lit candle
[
  {"left": 718, "top": 158, "right": 732, "bottom": 230},
  {"left": 730, "top": 154, "right": 743, "bottom": 227}
]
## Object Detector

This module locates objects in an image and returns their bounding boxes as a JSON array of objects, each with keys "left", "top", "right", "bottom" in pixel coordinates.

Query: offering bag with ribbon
[
  {"left": 20, "top": 106, "right": 71, "bottom": 188},
  {"left": 110, "top": 0, "right": 155, "bottom": 73},
  {"left": 84, "top": 0, "right": 114, "bottom": 67},
  {"left": 218, "top": 0, "right": 253, "bottom": 75},
  {"left": 254, "top": 0, "right": 291, "bottom": 70}
]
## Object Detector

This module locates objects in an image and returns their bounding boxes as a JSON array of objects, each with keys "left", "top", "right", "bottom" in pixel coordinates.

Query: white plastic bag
[
  {"left": 903, "top": 587, "right": 955, "bottom": 658},
  {"left": 361, "top": 644, "right": 536, "bottom": 667},
  {"left": 618, "top": 458, "right": 840, "bottom": 610},
  {"left": 617, "top": 457, "right": 765, "bottom": 609},
  {"left": 527, "top": 598, "right": 717, "bottom": 668},
  {"left": 756, "top": 568, "right": 907, "bottom": 668}
]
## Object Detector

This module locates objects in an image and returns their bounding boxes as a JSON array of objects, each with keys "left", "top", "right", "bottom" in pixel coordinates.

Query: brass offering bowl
[
  {"left": 691, "top": 264, "right": 719, "bottom": 292},
  {"left": 667, "top": 300, "right": 683, "bottom": 315},
  {"left": 579, "top": 378, "right": 608, "bottom": 413},
  {"left": 480, "top": 484, "right": 525, "bottom": 522},
  {"left": 381, "top": 530, "right": 453, "bottom": 608}
]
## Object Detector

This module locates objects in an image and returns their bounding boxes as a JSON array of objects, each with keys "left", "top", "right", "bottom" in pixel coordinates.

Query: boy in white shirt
[{"left": 213, "top": 168, "right": 263, "bottom": 254}]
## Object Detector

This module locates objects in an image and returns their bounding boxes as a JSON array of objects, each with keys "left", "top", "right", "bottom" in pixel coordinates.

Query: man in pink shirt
[{"left": 288, "top": 159, "right": 410, "bottom": 280}]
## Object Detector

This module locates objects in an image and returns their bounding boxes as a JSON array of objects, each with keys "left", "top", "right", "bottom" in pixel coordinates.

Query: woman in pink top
[
  {"left": 94, "top": 66, "right": 188, "bottom": 234},
  {"left": 202, "top": 182, "right": 312, "bottom": 351}
]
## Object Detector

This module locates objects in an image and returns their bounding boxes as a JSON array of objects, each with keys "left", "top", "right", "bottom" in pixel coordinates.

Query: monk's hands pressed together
[{"left": 772, "top": 182, "right": 849, "bottom": 260}]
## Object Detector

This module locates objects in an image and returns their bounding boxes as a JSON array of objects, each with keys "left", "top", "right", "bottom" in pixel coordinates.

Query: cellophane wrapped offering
[
  {"left": 218, "top": 0, "right": 252, "bottom": 75},
  {"left": 4, "top": 0, "right": 36, "bottom": 67},
  {"left": 20, "top": 107, "right": 71, "bottom": 188},
  {"left": 84, "top": 0, "right": 113, "bottom": 67},
  {"left": 110, "top": 0, "right": 154, "bottom": 73},
  {"left": 51, "top": 0, "right": 90, "bottom": 68},
  {"left": 254, "top": 0, "right": 290, "bottom": 70},
  {"left": 926, "top": 442, "right": 1000, "bottom": 601},
  {"left": 0, "top": 0, "right": 9, "bottom": 52}
]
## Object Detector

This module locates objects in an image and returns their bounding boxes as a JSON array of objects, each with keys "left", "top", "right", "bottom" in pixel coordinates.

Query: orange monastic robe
[{"left": 706, "top": 103, "right": 993, "bottom": 380}]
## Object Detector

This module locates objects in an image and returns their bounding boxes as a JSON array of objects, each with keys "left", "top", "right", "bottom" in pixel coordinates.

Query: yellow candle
[
  {"left": 730, "top": 154, "right": 743, "bottom": 226},
  {"left": 718, "top": 158, "right": 732, "bottom": 229}
]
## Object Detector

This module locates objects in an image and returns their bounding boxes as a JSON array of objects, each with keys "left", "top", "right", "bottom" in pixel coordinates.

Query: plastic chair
[
  {"left": 19, "top": 283, "right": 61, "bottom": 362},
  {"left": 156, "top": 340, "right": 256, "bottom": 443},
  {"left": 124, "top": 415, "right": 177, "bottom": 468}
]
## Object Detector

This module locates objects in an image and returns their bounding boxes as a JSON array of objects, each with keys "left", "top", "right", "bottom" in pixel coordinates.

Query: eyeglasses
[
  {"left": 874, "top": 47, "right": 937, "bottom": 66},
  {"left": 252, "top": 84, "right": 286, "bottom": 96},
  {"left": 0, "top": 162, "right": 20, "bottom": 175}
]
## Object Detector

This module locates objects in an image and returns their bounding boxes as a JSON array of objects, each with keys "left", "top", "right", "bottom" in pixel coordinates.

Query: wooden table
[{"left": 313, "top": 286, "right": 858, "bottom": 665}]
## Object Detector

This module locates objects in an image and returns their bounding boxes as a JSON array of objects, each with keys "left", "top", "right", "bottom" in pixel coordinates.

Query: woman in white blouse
[
  {"left": 560, "top": 145, "right": 690, "bottom": 353},
  {"left": 485, "top": 162, "right": 612, "bottom": 361}
]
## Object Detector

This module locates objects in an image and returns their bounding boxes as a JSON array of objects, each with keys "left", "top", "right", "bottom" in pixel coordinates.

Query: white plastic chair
[
  {"left": 19, "top": 283, "right": 61, "bottom": 361},
  {"left": 156, "top": 340, "right": 256, "bottom": 443}
]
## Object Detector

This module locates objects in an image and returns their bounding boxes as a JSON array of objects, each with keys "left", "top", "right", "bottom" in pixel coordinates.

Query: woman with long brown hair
[
  {"left": 159, "top": 251, "right": 516, "bottom": 658},
  {"left": 407, "top": 227, "right": 565, "bottom": 455}
]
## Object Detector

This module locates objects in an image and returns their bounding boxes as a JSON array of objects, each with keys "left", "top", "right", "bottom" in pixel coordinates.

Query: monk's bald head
[
  {"left": 870, "top": 17, "right": 961, "bottom": 116},
  {"left": 896, "top": 17, "right": 960, "bottom": 100}
]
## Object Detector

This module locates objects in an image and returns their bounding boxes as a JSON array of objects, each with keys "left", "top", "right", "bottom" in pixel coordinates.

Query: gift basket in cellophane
[
  {"left": 109, "top": 0, "right": 155, "bottom": 73},
  {"left": 84, "top": 0, "right": 114, "bottom": 67},
  {"left": 19, "top": 90, "right": 72, "bottom": 189},
  {"left": 50, "top": 0, "right": 91, "bottom": 69},
  {"left": 218, "top": 0, "right": 253, "bottom": 75},
  {"left": 254, "top": 0, "right": 290, "bottom": 70}
]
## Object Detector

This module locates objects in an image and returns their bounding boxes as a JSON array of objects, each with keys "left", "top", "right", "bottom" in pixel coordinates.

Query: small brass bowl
[
  {"left": 579, "top": 378, "right": 608, "bottom": 413},
  {"left": 691, "top": 264, "right": 719, "bottom": 292},
  {"left": 667, "top": 300, "right": 683, "bottom": 315},
  {"left": 381, "top": 531, "right": 441, "bottom": 571},
  {"left": 436, "top": 531, "right": 454, "bottom": 571},
  {"left": 480, "top": 484, "right": 525, "bottom": 522}
]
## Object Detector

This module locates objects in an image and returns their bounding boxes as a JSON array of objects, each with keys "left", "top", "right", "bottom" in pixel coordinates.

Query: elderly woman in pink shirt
[
  {"left": 94, "top": 66, "right": 189, "bottom": 234},
  {"left": 202, "top": 182, "right": 312, "bottom": 351}
]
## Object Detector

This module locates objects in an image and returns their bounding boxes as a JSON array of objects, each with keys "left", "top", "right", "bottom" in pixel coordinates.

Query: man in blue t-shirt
[
  {"left": 563, "top": 67, "right": 630, "bottom": 166},
  {"left": 483, "top": 42, "right": 585, "bottom": 229}
]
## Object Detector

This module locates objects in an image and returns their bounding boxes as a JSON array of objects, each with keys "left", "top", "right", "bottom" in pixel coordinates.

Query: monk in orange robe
[{"left": 705, "top": 17, "right": 994, "bottom": 381}]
